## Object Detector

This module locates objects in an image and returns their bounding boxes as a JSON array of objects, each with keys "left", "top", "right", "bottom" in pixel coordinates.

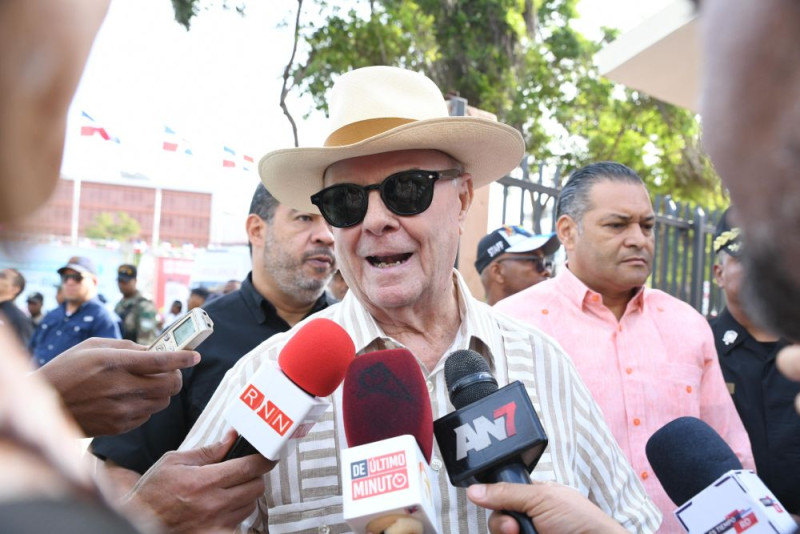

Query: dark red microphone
[
  {"left": 340, "top": 349, "right": 440, "bottom": 533},
  {"left": 224, "top": 318, "right": 355, "bottom": 460}
]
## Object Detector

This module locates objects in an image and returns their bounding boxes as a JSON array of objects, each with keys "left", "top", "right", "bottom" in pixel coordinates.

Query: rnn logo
[
  {"left": 454, "top": 401, "right": 517, "bottom": 460},
  {"left": 239, "top": 384, "right": 294, "bottom": 436}
]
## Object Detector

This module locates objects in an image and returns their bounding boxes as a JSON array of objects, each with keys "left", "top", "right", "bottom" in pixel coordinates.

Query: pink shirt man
[{"left": 496, "top": 266, "right": 753, "bottom": 532}]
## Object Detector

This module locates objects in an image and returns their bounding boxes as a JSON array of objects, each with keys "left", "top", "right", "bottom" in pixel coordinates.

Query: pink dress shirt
[{"left": 495, "top": 268, "right": 754, "bottom": 533}]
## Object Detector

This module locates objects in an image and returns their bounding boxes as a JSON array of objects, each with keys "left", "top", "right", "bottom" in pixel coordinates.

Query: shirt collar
[
  {"left": 336, "top": 270, "right": 496, "bottom": 369},
  {"left": 240, "top": 272, "right": 332, "bottom": 325},
  {"left": 555, "top": 267, "right": 646, "bottom": 314}
]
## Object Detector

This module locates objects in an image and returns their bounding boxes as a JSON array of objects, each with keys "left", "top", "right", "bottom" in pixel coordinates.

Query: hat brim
[
  {"left": 259, "top": 117, "right": 525, "bottom": 213},
  {"left": 506, "top": 233, "right": 560, "bottom": 257},
  {"left": 58, "top": 263, "right": 94, "bottom": 276}
]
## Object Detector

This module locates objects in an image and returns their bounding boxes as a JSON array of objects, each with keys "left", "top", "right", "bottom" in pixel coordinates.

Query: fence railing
[{"left": 494, "top": 160, "right": 724, "bottom": 316}]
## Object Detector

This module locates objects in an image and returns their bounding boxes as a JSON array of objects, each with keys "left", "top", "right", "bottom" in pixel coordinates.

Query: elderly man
[
  {"left": 180, "top": 66, "right": 661, "bottom": 533},
  {"left": 495, "top": 161, "right": 753, "bottom": 532},
  {"left": 475, "top": 225, "right": 559, "bottom": 305},
  {"left": 29, "top": 256, "right": 121, "bottom": 366}
]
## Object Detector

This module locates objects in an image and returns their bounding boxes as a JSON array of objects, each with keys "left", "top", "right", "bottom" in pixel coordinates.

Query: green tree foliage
[
  {"left": 292, "top": 0, "right": 722, "bottom": 206},
  {"left": 84, "top": 212, "right": 141, "bottom": 242}
]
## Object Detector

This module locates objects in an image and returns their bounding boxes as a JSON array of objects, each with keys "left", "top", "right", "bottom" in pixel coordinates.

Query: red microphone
[
  {"left": 341, "top": 349, "right": 440, "bottom": 533},
  {"left": 224, "top": 318, "right": 355, "bottom": 460}
]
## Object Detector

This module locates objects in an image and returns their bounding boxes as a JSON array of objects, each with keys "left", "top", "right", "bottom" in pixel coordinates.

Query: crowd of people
[{"left": 2, "top": 0, "right": 800, "bottom": 533}]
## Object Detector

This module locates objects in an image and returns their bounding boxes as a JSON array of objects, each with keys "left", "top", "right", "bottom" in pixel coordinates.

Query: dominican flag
[
  {"left": 80, "top": 111, "right": 119, "bottom": 143},
  {"left": 223, "top": 146, "right": 236, "bottom": 168},
  {"left": 163, "top": 126, "right": 193, "bottom": 155},
  {"left": 241, "top": 153, "right": 255, "bottom": 171}
]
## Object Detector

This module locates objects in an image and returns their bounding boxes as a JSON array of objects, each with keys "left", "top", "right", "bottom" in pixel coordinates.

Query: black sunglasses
[
  {"left": 61, "top": 272, "right": 84, "bottom": 283},
  {"left": 310, "top": 168, "right": 462, "bottom": 228},
  {"left": 496, "top": 255, "right": 552, "bottom": 273}
]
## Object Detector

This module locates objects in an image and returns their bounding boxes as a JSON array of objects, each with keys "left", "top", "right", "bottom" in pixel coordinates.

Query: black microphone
[
  {"left": 433, "top": 350, "right": 548, "bottom": 534},
  {"left": 646, "top": 417, "right": 797, "bottom": 533}
]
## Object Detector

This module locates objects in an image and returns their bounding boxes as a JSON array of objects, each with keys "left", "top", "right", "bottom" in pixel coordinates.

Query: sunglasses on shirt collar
[{"left": 310, "top": 168, "right": 462, "bottom": 228}]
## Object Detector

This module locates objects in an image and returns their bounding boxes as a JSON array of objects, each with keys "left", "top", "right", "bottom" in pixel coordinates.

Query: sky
[{"left": 62, "top": 0, "right": 675, "bottom": 243}]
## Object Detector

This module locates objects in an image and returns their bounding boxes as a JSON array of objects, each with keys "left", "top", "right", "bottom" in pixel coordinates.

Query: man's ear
[
  {"left": 556, "top": 214, "right": 577, "bottom": 250},
  {"left": 456, "top": 174, "right": 474, "bottom": 232},
  {"left": 712, "top": 262, "right": 724, "bottom": 287},
  {"left": 246, "top": 214, "right": 266, "bottom": 247},
  {"left": 487, "top": 260, "right": 505, "bottom": 284}
]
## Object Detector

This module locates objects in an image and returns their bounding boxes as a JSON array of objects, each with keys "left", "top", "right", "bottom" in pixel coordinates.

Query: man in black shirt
[
  {"left": 92, "top": 183, "right": 336, "bottom": 479},
  {"left": 710, "top": 210, "right": 800, "bottom": 514}
]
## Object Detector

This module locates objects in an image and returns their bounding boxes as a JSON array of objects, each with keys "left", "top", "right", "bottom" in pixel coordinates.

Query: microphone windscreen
[
  {"left": 444, "top": 349, "right": 498, "bottom": 409},
  {"left": 342, "top": 349, "right": 433, "bottom": 462},
  {"left": 278, "top": 318, "right": 356, "bottom": 397},
  {"left": 646, "top": 416, "right": 743, "bottom": 506}
]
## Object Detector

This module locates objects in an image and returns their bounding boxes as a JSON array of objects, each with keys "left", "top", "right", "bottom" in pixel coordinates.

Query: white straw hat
[{"left": 259, "top": 66, "right": 525, "bottom": 213}]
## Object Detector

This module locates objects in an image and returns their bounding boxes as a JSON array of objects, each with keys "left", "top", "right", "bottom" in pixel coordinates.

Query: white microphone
[
  {"left": 340, "top": 349, "right": 440, "bottom": 534},
  {"left": 646, "top": 417, "right": 797, "bottom": 534},
  {"left": 223, "top": 318, "right": 355, "bottom": 461}
]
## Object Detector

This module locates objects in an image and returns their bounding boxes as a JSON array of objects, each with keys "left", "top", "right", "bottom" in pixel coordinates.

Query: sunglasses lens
[
  {"left": 315, "top": 184, "right": 367, "bottom": 228},
  {"left": 62, "top": 273, "right": 82, "bottom": 283},
  {"left": 382, "top": 171, "right": 435, "bottom": 215}
]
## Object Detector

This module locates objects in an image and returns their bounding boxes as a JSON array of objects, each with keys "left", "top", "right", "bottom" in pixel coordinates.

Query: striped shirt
[
  {"left": 495, "top": 268, "right": 754, "bottom": 533},
  {"left": 181, "top": 270, "right": 661, "bottom": 533}
]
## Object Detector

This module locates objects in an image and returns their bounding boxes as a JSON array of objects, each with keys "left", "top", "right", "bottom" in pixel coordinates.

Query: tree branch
[{"left": 280, "top": 0, "right": 304, "bottom": 147}]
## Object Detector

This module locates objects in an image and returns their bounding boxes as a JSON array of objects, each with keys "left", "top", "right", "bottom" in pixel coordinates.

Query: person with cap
[
  {"left": 0, "top": 267, "right": 34, "bottom": 346},
  {"left": 26, "top": 291, "right": 45, "bottom": 328},
  {"left": 114, "top": 263, "right": 158, "bottom": 346},
  {"left": 28, "top": 256, "right": 121, "bottom": 366},
  {"left": 495, "top": 161, "right": 752, "bottom": 533},
  {"left": 475, "top": 225, "right": 559, "bottom": 305},
  {"left": 178, "top": 66, "right": 661, "bottom": 533},
  {"left": 709, "top": 208, "right": 800, "bottom": 515}
]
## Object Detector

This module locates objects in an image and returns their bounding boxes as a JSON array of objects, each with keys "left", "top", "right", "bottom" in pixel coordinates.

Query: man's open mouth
[{"left": 366, "top": 253, "right": 412, "bottom": 268}]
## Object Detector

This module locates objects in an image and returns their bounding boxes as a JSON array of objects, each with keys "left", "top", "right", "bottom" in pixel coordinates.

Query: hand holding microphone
[
  {"left": 340, "top": 348, "right": 440, "bottom": 534},
  {"left": 223, "top": 318, "right": 356, "bottom": 460},
  {"left": 433, "top": 350, "right": 548, "bottom": 534}
]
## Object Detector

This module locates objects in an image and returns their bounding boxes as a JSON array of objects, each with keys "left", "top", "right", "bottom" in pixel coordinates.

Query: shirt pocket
[{"left": 662, "top": 362, "right": 703, "bottom": 418}]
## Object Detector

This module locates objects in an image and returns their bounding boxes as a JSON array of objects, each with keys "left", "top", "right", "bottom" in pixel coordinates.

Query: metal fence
[{"left": 494, "top": 160, "right": 724, "bottom": 316}]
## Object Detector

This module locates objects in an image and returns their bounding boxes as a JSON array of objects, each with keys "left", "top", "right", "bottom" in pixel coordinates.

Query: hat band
[{"left": 324, "top": 117, "right": 417, "bottom": 147}]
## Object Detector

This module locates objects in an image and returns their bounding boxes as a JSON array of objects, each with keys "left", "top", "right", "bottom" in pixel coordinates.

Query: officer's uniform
[{"left": 114, "top": 264, "right": 157, "bottom": 346}]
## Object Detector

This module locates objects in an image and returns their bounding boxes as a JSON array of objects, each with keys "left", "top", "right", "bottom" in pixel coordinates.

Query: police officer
[
  {"left": 114, "top": 264, "right": 157, "bottom": 346},
  {"left": 710, "top": 209, "right": 800, "bottom": 514}
]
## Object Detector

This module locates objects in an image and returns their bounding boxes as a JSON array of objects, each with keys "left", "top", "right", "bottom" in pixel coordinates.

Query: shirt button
[
  {"left": 319, "top": 526, "right": 330, "bottom": 534},
  {"left": 686, "top": 386, "right": 693, "bottom": 393},
  {"left": 625, "top": 367, "right": 633, "bottom": 375},
  {"left": 591, "top": 295, "right": 600, "bottom": 303},
  {"left": 541, "top": 308, "right": 549, "bottom": 315},
  {"left": 426, "top": 380, "right": 434, "bottom": 393},
  {"left": 47, "top": 344, "right": 54, "bottom": 350},
  {"left": 617, "top": 324, "right": 623, "bottom": 332},
  {"left": 641, "top": 471, "right": 649, "bottom": 480},
  {"left": 430, "top": 458, "right": 443, "bottom": 472},
  {"left": 633, "top": 418, "right": 641, "bottom": 426}
]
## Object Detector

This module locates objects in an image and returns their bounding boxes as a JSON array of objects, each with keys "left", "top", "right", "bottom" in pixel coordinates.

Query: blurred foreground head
[
  {"left": 0, "top": 0, "right": 109, "bottom": 225},
  {"left": 700, "top": 0, "right": 800, "bottom": 340}
]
